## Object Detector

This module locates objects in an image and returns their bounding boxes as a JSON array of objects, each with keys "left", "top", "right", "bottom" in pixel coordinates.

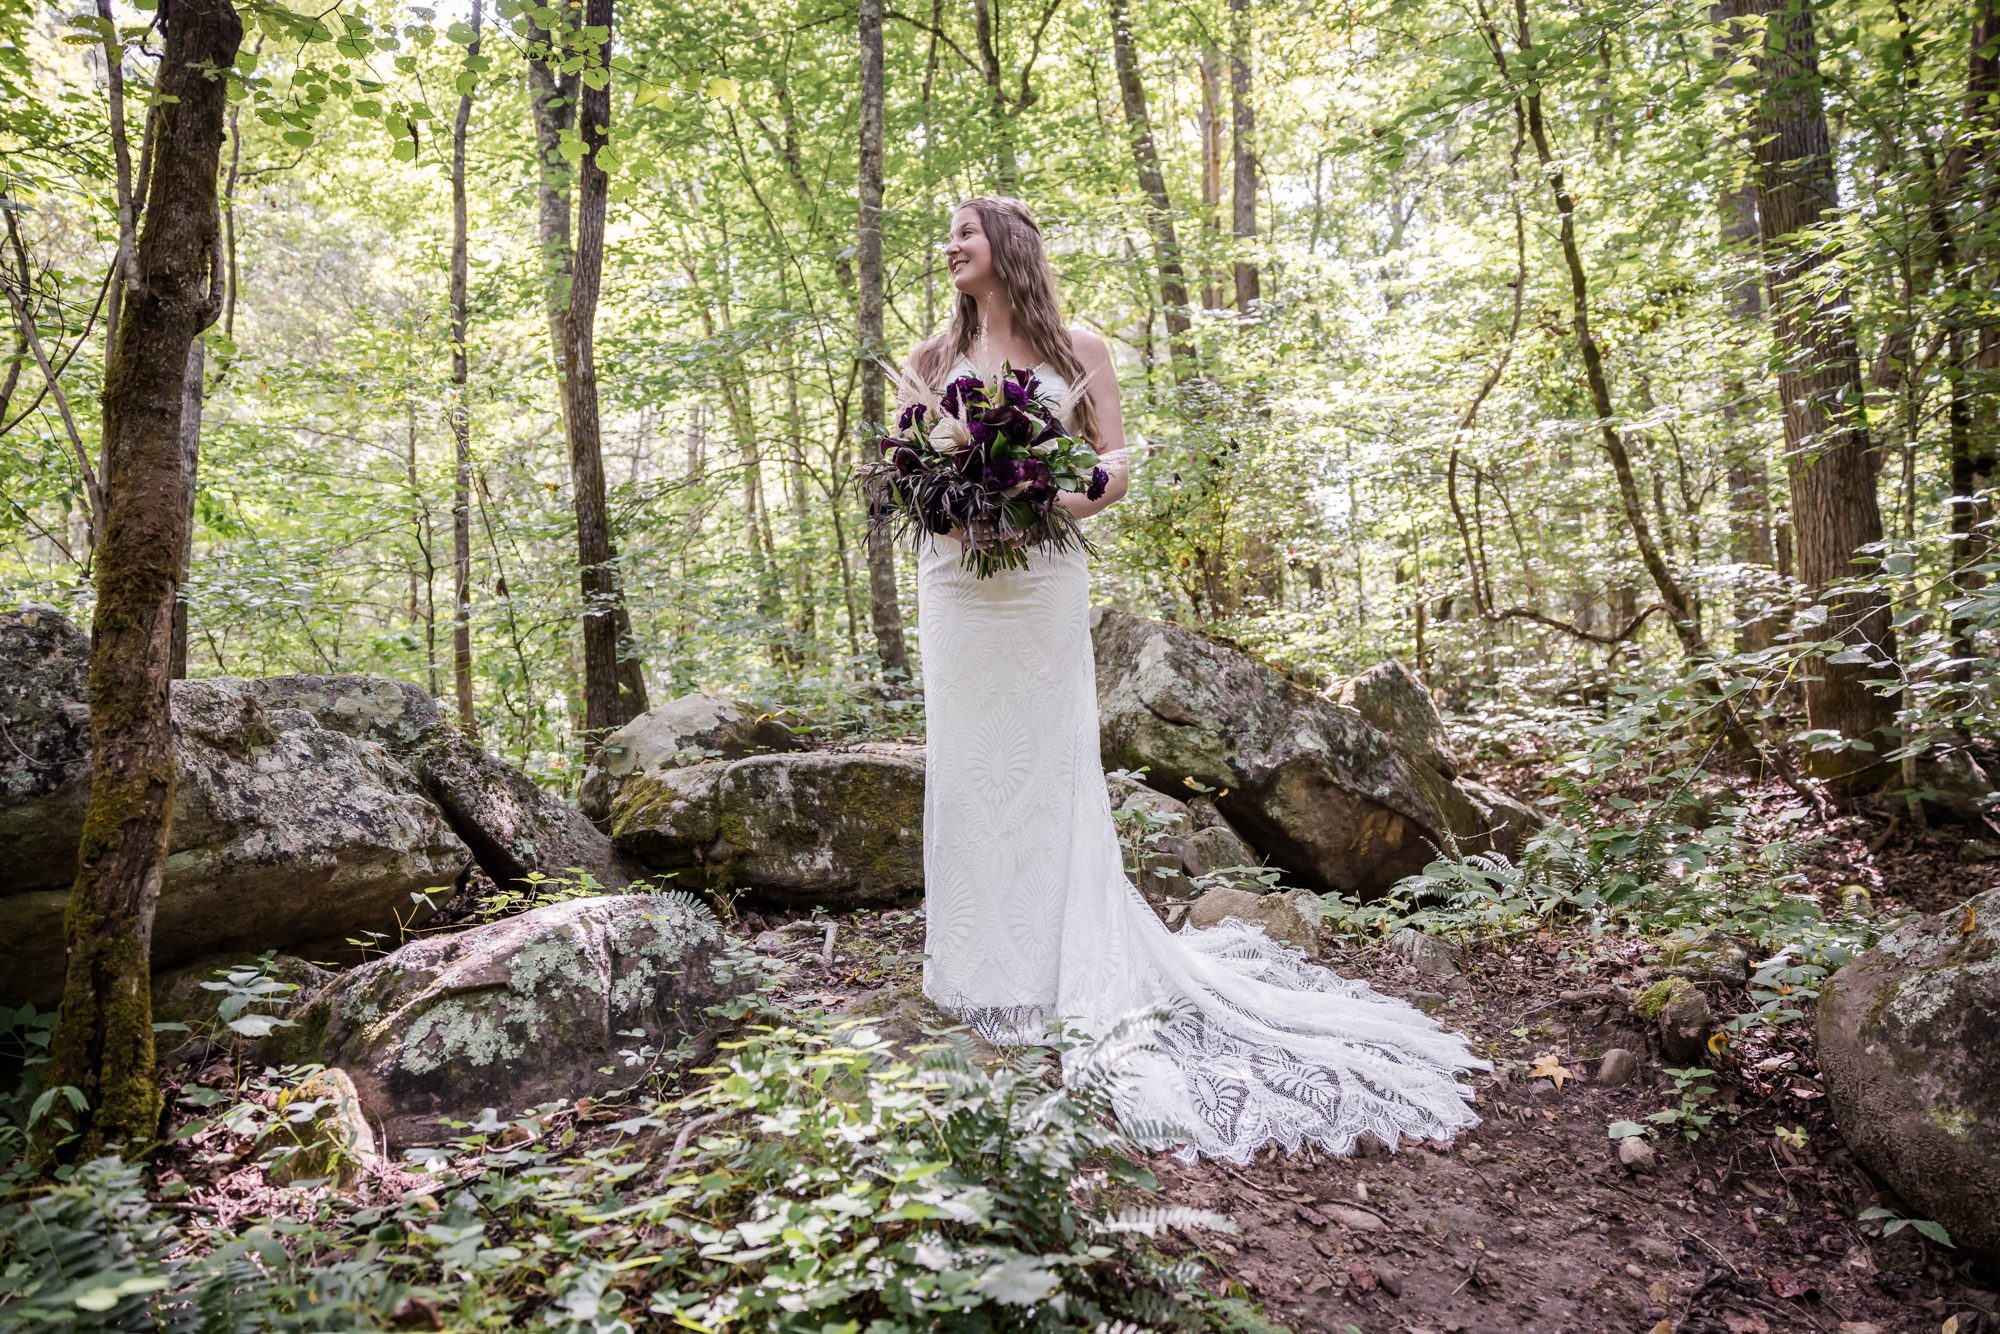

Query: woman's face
[{"left": 944, "top": 207, "right": 994, "bottom": 296}]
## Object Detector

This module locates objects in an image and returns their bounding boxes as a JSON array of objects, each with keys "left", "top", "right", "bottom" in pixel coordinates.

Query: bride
[{"left": 903, "top": 194, "right": 1488, "bottom": 1164}]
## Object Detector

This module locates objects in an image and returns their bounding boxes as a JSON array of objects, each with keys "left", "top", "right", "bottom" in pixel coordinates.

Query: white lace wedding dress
[{"left": 914, "top": 358, "right": 1489, "bottom": 1165}]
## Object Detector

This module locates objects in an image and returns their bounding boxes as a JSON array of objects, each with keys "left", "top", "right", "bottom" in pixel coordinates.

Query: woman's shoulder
[{"left": 1064, "top": 326, "right": 1110, "bottom": 365}]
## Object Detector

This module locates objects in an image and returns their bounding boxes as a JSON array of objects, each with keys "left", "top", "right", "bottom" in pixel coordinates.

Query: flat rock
[
  {"left": 610, "top": 747, "right": 926, "bottom": 908},
  {"left": 318, "top": 893, "right": 741, "bottom": 1146},
  {"left": 1187, "top": 885, "right": 1320, "bottom": 952}
]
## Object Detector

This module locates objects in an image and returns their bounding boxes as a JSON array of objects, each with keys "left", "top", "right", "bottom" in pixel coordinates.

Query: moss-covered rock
[
  {"left": 1335, "top": 660, "right": 1459, "bottom": 779},
  {"left": 579, "top": 693, "right": 803, "bottom": 823},
  {"left": 1089, "top": 608, "right": 1525, "bottom": 897},
  {"left": 0, "top": 606, "right": 92, "bottom": 899},
  {"left": 0, "top": 624, "right": 640, "bottom": 1004},
  {"left": 260, "top": 1066, "right": 378, "bottom": 1188},
  {"left": 2, "top": 661, "right": 473, "bottom": 1006},
  {"left": 250, "top": 674, "right": 637, "bottom": 893},
  {"left": 611, "top": 745, "right": 926, "bottom": 909},
  {"left": 1817, "top": 887, "right": 2000, "bottom": 1262},
  {"left": 319, "top": 892, "right": 741, "bottom": 1147}
]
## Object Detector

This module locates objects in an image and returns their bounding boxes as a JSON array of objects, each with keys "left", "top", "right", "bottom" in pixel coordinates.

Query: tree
[
  {"left": 1107, "top": 0, "right": 1193, "bottom": 370},
  {"left": 1229, "top": 0, "right": 1259, "bottom": 315},
  {"left": 450, "top": 0, "right": 483, "bottom": 737},
  {"left": 527, "top": 0, "right": 647, "bottom": 742},
  {"left": 1747, "top": 0, "right": 1898, "bottom": 785},
  {"left": 859, "top": 0, "right": 908, "bottom": 678},
  {"left": 36, "top": 0, "right": 242, "bottom": 1166}
]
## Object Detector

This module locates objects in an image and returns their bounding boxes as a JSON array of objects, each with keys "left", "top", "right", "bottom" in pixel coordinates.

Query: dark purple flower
[
  {"left": 940, "top": 374, "right": 984, "bottom": 418},
  {"left": 1001, "top": 377, "right": 1031, "bottom": 410},
  {"left": 953, "top": 444, "right": 985, "bottom": 478},
  {"left": 967, "top": 418, "right": 999, "bottom": 447},
  {"left": 892, "top": 445, "right": 921, "bottom": 475},
  {"left": 876, "top": 434, "right": 901, "bottom": 457},
  {"left": 986, "top": 457, "right": 1026, "bottom": 489},
  {"left": 1019, "top": 457, "right": 1052, "bottom": 499},
  {"left": 1086, "top": 465, "right": 1109, "bottom": 501},
  {"left": 897, "top": 402, "right": 929, "bottom": 433}
]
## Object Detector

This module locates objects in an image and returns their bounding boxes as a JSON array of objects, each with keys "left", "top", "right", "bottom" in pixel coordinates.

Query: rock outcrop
[
  {"left": 0, "top": 608, "right": 634, "bottom": 1005},
  {"left": 580, "top": 693, "right": 803, "bottom": 823},
  {"left": 611, "top": 744, "right": 925, "bottom": 908},
  {"left": 0, "top": 671, "right": 472, "bottom": 1005},
  {"left": 1336, "top": 660, "right": 1459, "bottom": 779},
  {"left": 1817, "top": 888, "right": 2000, "bottom": 1262},
  {"left": 1091, "top": 609, "right": 1527, "bottom": 896},
  {"left": 314, "top": 893, "right": 740, "bottom": 1145}
]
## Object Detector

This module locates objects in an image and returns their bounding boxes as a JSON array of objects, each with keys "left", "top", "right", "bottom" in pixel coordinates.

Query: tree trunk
[
  {"left": 449, "top": 0, "right": 482, "bottom": 738},
  {"left": 1747, "top": 0, "right": 1897, "bottom": 785},
  {"left": 1229, "top": 0, "right": 1260, "bottom": 314},
  {"left": 859, "top": 0, "right": 908, "bottom": 678},
  {"left": 1713, "top": 0, "right": 1777, "bottom": 655},
  {"left": 1948, "top": 0, "right": 1999, "bottom": 642},
  {"left": 970, "top": 0, "right": 1019, "bottom": 191},
  {"left": 169, "top": 338, "right": 202, "bottom": 679},
  {"left": 1198, "top": 51, "right": 1224, "bottom": 311},
  {"left": 1107, "top": 0, "right": 1193, "bottom": 370},
  {"left": 529, "top": 0, "right": 645, "bottom": 741},
  {"left": 37, "top": 0, "right": 240, "bottom": 1168}
]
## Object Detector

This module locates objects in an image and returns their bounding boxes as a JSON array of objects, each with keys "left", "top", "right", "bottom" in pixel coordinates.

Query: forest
[{"left": 0, "top": 0, "right": 1996, "bottom": 1325}]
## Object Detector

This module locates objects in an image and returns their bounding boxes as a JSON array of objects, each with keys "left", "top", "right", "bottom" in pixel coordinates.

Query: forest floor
[
  {"left": 736, "top": 774, "right": 2000, "bottom": 1334},
  {"left": 153, "top": 774, "right": 2000, "bottom": 1333}
]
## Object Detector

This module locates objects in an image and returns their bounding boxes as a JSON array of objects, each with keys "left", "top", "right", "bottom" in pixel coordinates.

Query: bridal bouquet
[{"left": 862, "top": 360, "right": 1108, "bottom": 578}]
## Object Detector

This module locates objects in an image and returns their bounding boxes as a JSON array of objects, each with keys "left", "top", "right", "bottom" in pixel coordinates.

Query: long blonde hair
[{"left": 910, "top": 196, "right": 1101, "bottom": 444}]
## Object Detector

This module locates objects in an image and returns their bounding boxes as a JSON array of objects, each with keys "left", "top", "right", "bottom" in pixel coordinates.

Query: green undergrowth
[
  {"left": 0, "top": 983, "right": 1281, "bottom": 1332},
  {"left": 1324, "top": 703, "right": 1890, "bottom": 1048}
]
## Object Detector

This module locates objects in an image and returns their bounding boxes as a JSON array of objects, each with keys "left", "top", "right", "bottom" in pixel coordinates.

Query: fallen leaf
[
  {"left": 1837, "top": 1324, "right": 1885, "bottom": 1334},
  {"left": 1528, "top": 1052, "right": 1572, "bottom": 1090},
  {"left": 1723, "top": 1314, "right": 1772, "bottom": 1334},
  {"left": 1348, "top": 1260, "right": 1378, "bottom": 1292},
  {"left": 1771, "top": 1269, "right": 1814, "bottom": 1299}
]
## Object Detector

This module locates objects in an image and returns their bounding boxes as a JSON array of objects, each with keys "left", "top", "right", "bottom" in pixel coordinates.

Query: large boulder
[
  {"left": 247, "top": 674, "right": 637, "bottom": 892},
  {"left": 1090, "top": 609, "right": 1517, "bottom": 896},
  {"left": 0, "top": 606, "right": 92, "bottom": 897},
  {"left": 580, "top": 694, "right": 803, "bottom": 823},
  {"left": 611, "top": 745, "right": 925, "bottom": 908},
  {"left": 1336, "top": 661, "right": 1458, "bottom": 779},
  {"left": 1817, "top": 887, "right": 2000, "bottom": 1262},
  {"left": 315, "top": 893, "right": 740, "bottom": 1146},
  {"left": 0, "top": 609, "right": 635, "bottom": 1005},
  {"left": 0, "top": 673, "right": 472, "bottom": 1005}
]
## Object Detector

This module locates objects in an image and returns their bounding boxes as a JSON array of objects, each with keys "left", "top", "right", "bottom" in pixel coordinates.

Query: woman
[{"left": 906, "top": 195, "right": 1487, "bottom": 1164}]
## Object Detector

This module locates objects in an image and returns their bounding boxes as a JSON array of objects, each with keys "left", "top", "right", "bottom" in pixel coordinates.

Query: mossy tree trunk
[{"left": 35, "top": 0, "right": 242, "bottom": 1168}]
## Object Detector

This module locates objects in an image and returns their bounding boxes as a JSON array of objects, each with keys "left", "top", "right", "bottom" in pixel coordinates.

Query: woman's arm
[{"left": 1055, "top": 328, "right": 1130, "bottom": 520}]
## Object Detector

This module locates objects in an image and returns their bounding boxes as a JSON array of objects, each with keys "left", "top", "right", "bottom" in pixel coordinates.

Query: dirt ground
[{"left": 741, "top": 792, "right": 2000, "bottom": 1334}]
